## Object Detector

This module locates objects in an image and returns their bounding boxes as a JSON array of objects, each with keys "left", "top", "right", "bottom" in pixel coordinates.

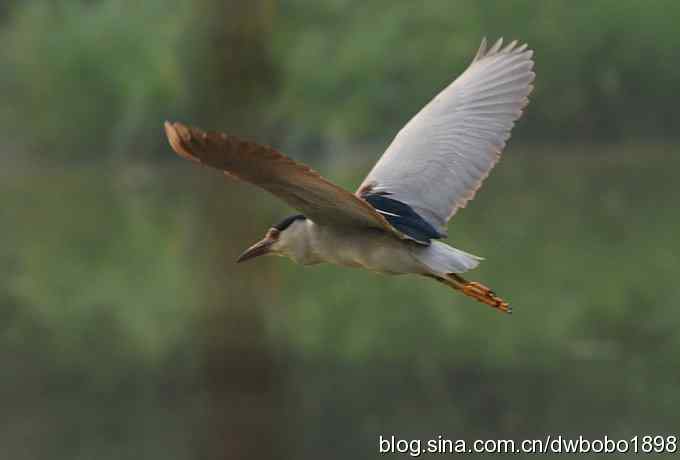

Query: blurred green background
[{"left": 1, "top": 1, "right": 679, "bottom": 459}]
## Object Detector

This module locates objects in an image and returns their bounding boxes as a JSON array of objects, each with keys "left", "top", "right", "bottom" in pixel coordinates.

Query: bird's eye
[{"left": 268, "top": 228, "right": 280, "bottom": 239}]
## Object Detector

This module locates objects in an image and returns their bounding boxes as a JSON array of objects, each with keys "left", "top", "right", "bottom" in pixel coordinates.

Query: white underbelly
[{"left": 313, "top": 229, "right": 425, "bottom": 275}]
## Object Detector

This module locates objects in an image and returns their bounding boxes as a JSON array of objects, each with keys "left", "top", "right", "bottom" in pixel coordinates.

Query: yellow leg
[{"left": 446, "top": 274, "right": 512, "bottom": 314}]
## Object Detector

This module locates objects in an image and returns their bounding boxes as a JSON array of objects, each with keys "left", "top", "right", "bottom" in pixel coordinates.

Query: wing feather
[
  {"left": 358, "top": 38, "right": 535, "bottom": 235},
  {"left": 164, "top": 122, "right": 416, "bottom": 242}
]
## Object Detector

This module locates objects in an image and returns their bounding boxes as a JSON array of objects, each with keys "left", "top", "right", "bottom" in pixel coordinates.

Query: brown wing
[{"left": 164, "top": 121, "right": 413, "bottom": 240}]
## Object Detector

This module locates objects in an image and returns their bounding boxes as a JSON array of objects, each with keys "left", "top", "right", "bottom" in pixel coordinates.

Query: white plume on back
[{"left": 358, "top": 38, "right": 535, "bottom": 236}]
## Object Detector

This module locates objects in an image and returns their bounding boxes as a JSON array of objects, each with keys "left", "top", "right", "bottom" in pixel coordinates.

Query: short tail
[
  {"left": 434, "top": 273, "right": 511, "bottom": 314},
  {"left": 412, "top": 241, "right": 483, "bottom": 274}
]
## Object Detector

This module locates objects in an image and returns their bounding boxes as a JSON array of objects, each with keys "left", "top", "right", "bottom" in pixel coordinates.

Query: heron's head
[{"left": 237, "top": 214, "right": 308, "bottom": 263}]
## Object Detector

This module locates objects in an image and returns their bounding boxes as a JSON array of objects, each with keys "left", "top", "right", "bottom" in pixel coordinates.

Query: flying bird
[{"left": 165, "top": 38, "right": 534, "bottom": 314}]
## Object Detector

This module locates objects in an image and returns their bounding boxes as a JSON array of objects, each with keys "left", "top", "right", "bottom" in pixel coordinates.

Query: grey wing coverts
[{"left": 358, "top": 38, "right": 535, "bottom": 236}]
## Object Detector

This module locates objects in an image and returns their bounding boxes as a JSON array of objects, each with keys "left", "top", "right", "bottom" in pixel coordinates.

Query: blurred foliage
[
  {"left": 178, "top": 0, "right": 278, "bottom": 133},
  {"left": 1, "top": 1, "right": 680, "bottom": 459},
  {"left": 3, "top": 167, "right": 198, "bottom": 362},
  {"left": 2, "top": 0, "right": 679, "bottom": 163},
  {"left": 273, "top": 0, "right": 680, "bottom": 145},
  {"left": 0, "top": 1, "right": 187, "bottom": 162}
]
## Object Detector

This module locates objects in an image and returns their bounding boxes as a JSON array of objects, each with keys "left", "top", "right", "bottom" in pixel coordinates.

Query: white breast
[{"left": 305, "top": 221, "right": 426, "bottom": 275}]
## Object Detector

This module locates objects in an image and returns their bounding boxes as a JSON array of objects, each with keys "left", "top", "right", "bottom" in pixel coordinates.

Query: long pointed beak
[{"left": 236, "top": 237, "right": 274, "bottom": 263}]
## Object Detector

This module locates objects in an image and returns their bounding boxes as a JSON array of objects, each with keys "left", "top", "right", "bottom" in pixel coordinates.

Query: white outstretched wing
[{"left": 358, "top": 38, "right": 535, "bottom": 236}]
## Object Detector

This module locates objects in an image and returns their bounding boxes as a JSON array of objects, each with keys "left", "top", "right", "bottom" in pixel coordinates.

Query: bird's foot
[{"left": 461, "top": 281, "right": 512, "bottom": 314}]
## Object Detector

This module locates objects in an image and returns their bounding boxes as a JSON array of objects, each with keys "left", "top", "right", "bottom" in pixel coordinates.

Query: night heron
[{"left": 165, "top": 38, "right": 534, "bottom": 314}]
